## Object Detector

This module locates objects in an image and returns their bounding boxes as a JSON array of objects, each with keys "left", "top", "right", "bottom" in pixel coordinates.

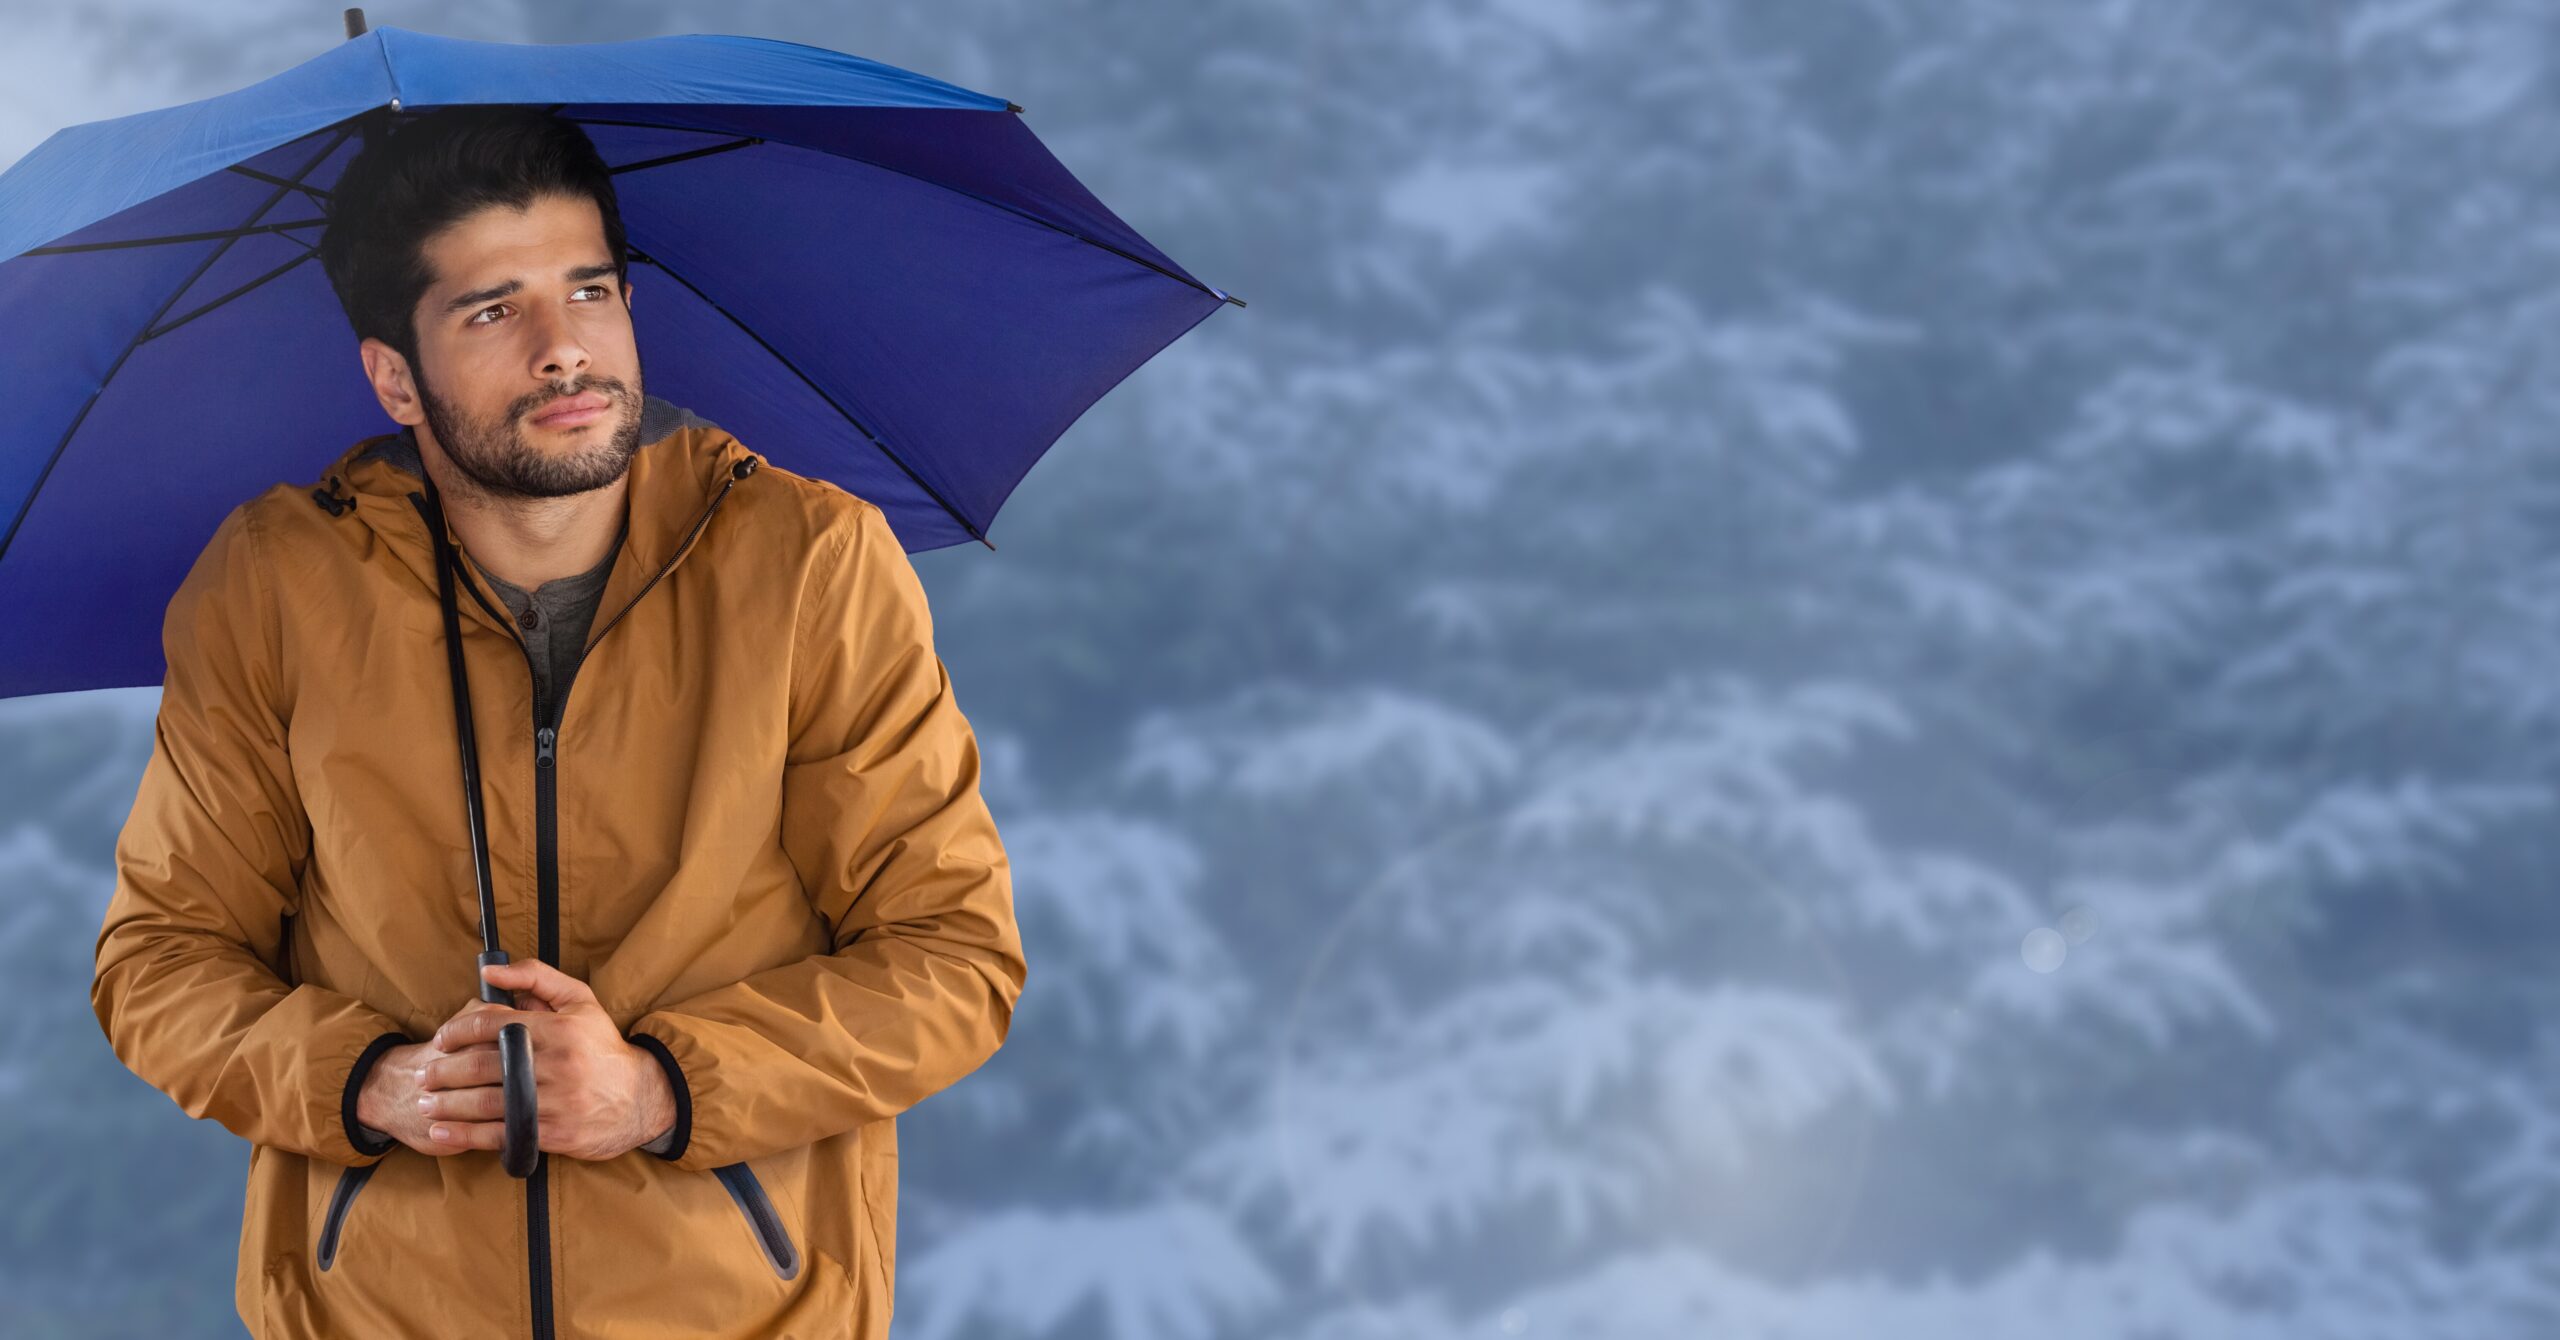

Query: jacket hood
[{"left": 309, "top": 393, "right": 762, "bottom": 644}]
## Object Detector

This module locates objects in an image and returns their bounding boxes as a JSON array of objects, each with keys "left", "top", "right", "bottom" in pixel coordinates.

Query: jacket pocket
[
  {"left": 714, "top": 1161, "right": 800, "bottom": 1281},
  {"left": 315, "top": 1161, "right": 379, "bottom": 1271}
]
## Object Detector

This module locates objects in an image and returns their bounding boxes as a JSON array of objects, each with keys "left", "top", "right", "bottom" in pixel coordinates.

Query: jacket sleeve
[
  {"left": 90, "top": 502, "right": 414, "bottom": 1168},
  {"left": 625, "top": 498, "right": 1026, "bottom": 1171}
]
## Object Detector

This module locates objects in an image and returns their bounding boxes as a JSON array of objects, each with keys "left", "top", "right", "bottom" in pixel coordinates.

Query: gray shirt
[
  {"left": 359, "top": 518, "right": 677, "bottom": 1157},
  {"left": 468, "top": 519, "right": 627, "bottom": 726}
]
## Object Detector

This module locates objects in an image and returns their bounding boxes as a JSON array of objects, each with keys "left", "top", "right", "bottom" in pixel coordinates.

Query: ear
[{"left": 359, "top": 337, "right": 425, "bottom": 428}]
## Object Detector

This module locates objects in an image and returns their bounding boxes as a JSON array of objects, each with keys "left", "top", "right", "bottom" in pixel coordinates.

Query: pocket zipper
[
  {"left": 316, "top": 1161, "right": 379, "bottom": 1271},
  {"left": 714, "top": 1162, "right": 800, "bottom": 1280},
  {"left": 316, "top": 1159, "right": 799, "bottom": 1281}
]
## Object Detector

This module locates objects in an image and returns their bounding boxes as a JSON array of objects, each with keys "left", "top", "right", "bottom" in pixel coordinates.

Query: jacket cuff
[
  {"left": 626, "top": 1030, "right": 691, "bottom": 1162},
  {"left": 342, "top": 1031, "right": 410, "bottom": 1159}
]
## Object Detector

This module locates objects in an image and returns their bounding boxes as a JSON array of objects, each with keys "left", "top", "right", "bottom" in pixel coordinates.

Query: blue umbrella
[{"left": 0, "top": 13, "right": 1239, "bottom": 698}]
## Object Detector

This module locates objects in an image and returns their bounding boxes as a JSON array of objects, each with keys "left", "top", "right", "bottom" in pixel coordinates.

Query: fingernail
[
  {"left": 431, "top": 1125, "right": 449, "bottom": 1140},
  {"left": 416, "top": 1096, "right": 432, "bottom": 1112}
]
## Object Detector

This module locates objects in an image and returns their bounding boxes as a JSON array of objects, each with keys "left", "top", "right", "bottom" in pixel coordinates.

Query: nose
[{"left": 524, "top": 301, "right": 591, "bottom": 383}]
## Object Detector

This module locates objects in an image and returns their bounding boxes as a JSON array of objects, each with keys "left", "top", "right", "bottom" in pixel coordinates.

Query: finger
[
  {"left": 433, "top": 1003, "right": 539, "bottom": 1048},
  {"left": 432, "top": 998, "right": 507, "bottom": 1039},
  {"left": 410, "top": 1041, "right": 493, "bottom": 1093},
  {"left": 427, "top": 1117, "right": 506, "bottom": 1151},
  {"left": 418, "top": 1128, "right": 475, "bottom": 1157},
  {"left": 500, "top": 986, "right": 558, "bottom": 1013},
  {"left": 421, "top": 1045, "right": 506, "bottom": 1092},
  {"left": 433, "top": 1007, "right": 547, "bottom": 1051},
  {"left": 478, "top": 958, "right": 596, "bottom": 1012},
  {"left": 460, "top": 987, "right": 550, "bottom": 1015},
  {"left": 418, "top": 1083, "right": 510, "bottom": 1125}
]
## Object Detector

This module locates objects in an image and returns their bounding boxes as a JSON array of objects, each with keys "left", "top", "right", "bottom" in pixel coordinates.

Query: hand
[
  {"left": 356, "top": 971, "right": 565, "bottom": 1158},
  {"left": 356, "top": 1036, "right": 503, "bottom": 1158},
  {"left": 420, "top": 959, "right": 677, "bottom": 1162},
  {"left": 363, "top": 985, "right": 549, "bottom": 1157}
]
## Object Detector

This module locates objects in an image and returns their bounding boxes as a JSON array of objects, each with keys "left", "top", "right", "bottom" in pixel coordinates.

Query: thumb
[{"left": 479, "top": 958, "right": 595, "bottom": 1012}]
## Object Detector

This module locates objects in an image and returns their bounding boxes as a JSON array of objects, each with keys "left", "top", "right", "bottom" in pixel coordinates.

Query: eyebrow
[{"left": 441, "top": 261, "right": 620, "bottom": 317}]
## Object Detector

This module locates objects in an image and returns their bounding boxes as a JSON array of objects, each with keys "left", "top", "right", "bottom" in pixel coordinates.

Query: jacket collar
[{"left": 322, "top": 394, "right": 759, "bottom": 641}]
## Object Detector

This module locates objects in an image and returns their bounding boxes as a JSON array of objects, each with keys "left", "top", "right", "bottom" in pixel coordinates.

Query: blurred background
[{"left": 7, "top": 0, "right": 2559, "bottom": 1335}]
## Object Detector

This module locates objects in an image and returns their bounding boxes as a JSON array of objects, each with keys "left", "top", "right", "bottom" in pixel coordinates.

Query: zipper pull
[{"left": 536, "top": 726, "right": 556, "bottom": 768}]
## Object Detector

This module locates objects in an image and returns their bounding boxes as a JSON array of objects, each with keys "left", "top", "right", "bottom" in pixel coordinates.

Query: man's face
[{"left": 401, "top": 191, "right": 644, "bottom": 500}]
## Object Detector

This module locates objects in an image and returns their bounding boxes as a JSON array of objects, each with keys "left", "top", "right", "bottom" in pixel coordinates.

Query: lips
[{"left": 531, "top": 391, "right": 612, "bottom": 425}]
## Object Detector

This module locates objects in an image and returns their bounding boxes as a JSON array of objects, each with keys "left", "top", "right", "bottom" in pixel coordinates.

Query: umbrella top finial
[{"left": 345, "top": 8, "right": 367, "bottom": 40}]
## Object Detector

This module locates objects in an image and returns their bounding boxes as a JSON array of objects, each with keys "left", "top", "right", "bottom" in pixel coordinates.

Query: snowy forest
[{"left": 6, "top": 0, "right": 2560, "bottom": 1334}]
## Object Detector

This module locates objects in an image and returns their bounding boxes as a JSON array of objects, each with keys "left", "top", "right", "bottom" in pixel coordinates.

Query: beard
[{"left": 416, "top": 354, "right": 644, "bottom": 501}]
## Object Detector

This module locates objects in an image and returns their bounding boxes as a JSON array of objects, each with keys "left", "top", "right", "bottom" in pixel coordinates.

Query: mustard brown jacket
[{"left": 89, "top": 396, "right": 1027, "bottom": 1338}]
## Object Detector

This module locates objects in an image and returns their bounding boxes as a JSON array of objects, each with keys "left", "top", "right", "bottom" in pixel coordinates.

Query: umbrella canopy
[{"left": 0, "top": 22, "right": 1237, "bottom": 698}]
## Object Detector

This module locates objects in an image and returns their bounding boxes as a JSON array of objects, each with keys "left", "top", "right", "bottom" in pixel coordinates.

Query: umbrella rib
[
  {"left": 140, "top": 249, "right": 318, "bottom": 345},
  {"left": 0, "top": 125, "right": 355, "bottom": 569},
  {"left": 25, "top": 218, "right": 327, "bottom": 255},
  {"left": 608, "top": 137, "right": 763, "bottom": 177},
  {"left": 561, "top": 115, "right": 1242, "bottom": 308},
  {"left": 626, "top": 244, "right": 994, "bottom": 551},
  {"left": 228, "top": 163, "right": 331, "bottom": 204}
]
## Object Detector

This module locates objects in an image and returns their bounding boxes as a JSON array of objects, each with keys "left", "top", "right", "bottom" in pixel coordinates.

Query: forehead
[{"left": 419, "top": 192, "right": 607, "bottom": 294}]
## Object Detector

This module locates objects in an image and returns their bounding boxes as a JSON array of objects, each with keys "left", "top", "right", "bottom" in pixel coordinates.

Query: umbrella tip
[{"left": 344, "top": 8, "right": 367, "bottom": 40}]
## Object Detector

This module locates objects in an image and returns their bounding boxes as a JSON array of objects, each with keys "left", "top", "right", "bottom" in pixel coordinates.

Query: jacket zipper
[
  {"left": 316, "top": 1161, "right": 378, "bottom": 1272},
  {"left": 416, "top": 454, "right": 756, "bottom": 1338},
  {"left": 714, "top": 1162, "right": 800, "bottom": 1279}
]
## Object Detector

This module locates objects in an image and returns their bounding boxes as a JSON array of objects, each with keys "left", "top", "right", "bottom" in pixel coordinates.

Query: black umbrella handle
[
  {"left": 482, "top": 934, "right": 541, "bottom": 1180},
  {"left": 498, "top": 1019, "right": 540, "bottom": 1180}
]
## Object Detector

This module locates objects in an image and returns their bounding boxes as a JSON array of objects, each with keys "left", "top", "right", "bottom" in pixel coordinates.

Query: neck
[{"left": 418, "top": 436, "right": 629, "bottom": 590}]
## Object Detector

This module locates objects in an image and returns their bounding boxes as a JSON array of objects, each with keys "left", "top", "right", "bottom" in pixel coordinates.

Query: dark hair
[{"left": 317, "top": 105, "right": 628, "bottom": 376}]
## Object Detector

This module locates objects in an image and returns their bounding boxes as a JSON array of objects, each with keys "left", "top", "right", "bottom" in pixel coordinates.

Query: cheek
[
  {"left": 601, "top": 339, "right": 644, "bottom": 386},
  {"left": 430, "top": 338, "right": 511, "bottom": 391}
]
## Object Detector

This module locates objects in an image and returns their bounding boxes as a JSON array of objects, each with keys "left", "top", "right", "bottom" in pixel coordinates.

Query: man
[{"left": 88, "top": 105, "right": 1026, "bottom": 1337}]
